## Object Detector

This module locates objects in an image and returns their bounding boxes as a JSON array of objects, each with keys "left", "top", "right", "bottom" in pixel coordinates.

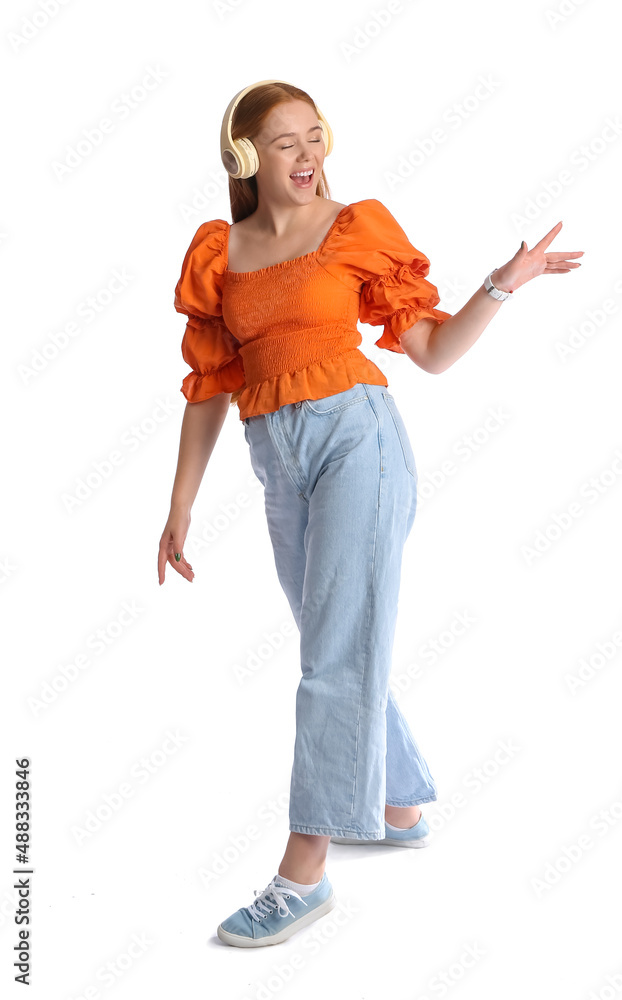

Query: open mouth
[{"left": 290, "top": 169, "right": 314, "bottom": 188}]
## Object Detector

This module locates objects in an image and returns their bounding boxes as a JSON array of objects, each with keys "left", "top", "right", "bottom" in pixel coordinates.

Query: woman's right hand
[{"left": 158, "top": 506, "right": 194, "bottom": 585}]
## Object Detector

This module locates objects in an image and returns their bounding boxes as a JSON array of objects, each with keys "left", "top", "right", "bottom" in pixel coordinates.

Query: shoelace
[{"left": 246, "top": 877, "right": 309, "bottom": 922}]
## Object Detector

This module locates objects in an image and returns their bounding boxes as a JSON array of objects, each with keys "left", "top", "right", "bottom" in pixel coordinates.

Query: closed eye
[{"left": 280, "top": 140, "right": 322, "bottom": 149}]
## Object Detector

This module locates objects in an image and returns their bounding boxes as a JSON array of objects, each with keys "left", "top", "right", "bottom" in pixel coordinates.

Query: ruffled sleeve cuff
[
  {"left": 179, "top": 316, "right": 246, "bottom": 402},
  {"left": 362, "top": 259, "right": 453, "bottom": 354}
]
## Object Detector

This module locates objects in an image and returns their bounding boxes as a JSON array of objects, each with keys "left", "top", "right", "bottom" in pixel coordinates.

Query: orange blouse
[{"left": 173, "top": 198, "right": 452, "bottom": 422}]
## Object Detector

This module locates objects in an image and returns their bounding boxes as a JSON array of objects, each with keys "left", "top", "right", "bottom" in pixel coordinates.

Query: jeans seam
[
  {"left": 381, "top": 392, "right": 416, "bottom": 478},
  {"left": 302, "top": 394, "right": 369, "bottom": 416},
  {"left": 385, "top": 794, "right": 437, "bottom": 807},
  {"left": 349, "top": 390, "right": 382, "bottom": 827},
  {"left": 289, "top": 823, "right": 386, "bottom": 839},
  {"left": 264, "top": 413, "right": 309, "bottom": 501},
  {"left": 392, "top": 703, "right": 437, "bottom": 794}
]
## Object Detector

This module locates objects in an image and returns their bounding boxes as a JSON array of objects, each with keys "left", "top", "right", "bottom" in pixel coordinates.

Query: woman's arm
[
  {"left": 158, "top": 393, "right": 232, "bottom": 584},
  {"left": 170, "top": 393, "right": 232, "bottom": 511},
  {"left": 400, "top": 271, "right": 508, "bottom": 375},
  {"left": 400, "top": 222, "right": 584, "bottom": 375}
]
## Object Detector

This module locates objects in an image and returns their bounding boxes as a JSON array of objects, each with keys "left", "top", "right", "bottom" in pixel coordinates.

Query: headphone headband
[{"left": 220, "top": 78, "right": 333, "bottom": 180}]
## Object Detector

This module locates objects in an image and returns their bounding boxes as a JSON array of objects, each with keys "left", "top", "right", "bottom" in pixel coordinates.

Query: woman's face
[{"left": 252, "top": 99, "right": 325, "bottom": 205}]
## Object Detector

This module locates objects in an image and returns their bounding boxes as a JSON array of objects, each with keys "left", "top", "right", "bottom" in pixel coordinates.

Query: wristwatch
[{"left": 484, "top": 270, "right": 513, "bottom": 301}]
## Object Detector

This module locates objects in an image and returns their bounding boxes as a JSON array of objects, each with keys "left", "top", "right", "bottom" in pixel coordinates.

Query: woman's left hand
[{"left": 492, "top": 221, "right": 584, "bottom": 293}]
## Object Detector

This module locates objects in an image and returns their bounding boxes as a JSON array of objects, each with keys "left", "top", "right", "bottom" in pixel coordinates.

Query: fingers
[
  {"left": 545, "top": 251, "right": 584, "bottom": 260},
  {"left": 168, "top": 551, "right": 194, "bottom": 582},
  {"left": 158, "top": 546, "right": 167, "bottom": 585},
  {"left": 159, "top": 549, "right": 194, "bottom": 583},
  {"left": 532, "top": 220, "right": 563, "bottom": 253},
  {"left": 544, "top": 256, "right": 583, "bottom": 272},
  {"left": 158, "top": 533, "right": 194, "bottom": 584}
]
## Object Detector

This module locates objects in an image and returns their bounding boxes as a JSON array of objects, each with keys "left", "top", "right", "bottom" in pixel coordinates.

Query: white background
[{"left": 2, "top": 0, "right": 621, "bottom": 997}]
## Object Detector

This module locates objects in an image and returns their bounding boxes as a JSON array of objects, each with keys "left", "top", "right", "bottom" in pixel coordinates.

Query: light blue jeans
[{"left": 244, "top": 382, "right": 437, "bottom": 841}]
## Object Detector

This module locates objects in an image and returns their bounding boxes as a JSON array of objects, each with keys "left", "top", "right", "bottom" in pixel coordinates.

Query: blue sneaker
[
  {"left": 330, "top": 812, "right": 430, "bottom": 848},
  {"left": 216, "top": 872, "right": 336, "bottom": 948}
]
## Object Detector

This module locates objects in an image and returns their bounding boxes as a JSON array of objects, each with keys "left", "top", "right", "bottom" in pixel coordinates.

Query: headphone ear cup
[{"left": 232, "top": 136, "right": 259, "bottom": 179}]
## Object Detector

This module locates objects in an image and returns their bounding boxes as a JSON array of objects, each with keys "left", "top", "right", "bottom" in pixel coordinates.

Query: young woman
[{"left": 157, "top": 80, "right": 583, "bottom": 948}]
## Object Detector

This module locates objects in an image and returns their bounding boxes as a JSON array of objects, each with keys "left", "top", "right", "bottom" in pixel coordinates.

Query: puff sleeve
[
  {"left": 360, "top": 201, "right": 452, "bottom": 353},
  {"left": 174, "top": 220, "right": 246, "bottom": 402},
  {"left": 323, "top": 199, "right": 452, "bottom": 355}
]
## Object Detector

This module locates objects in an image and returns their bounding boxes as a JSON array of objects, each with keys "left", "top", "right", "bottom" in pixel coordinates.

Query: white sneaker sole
[
  {"left": 330, "top": 835, "right": 429, "bottom": 848},
  {"left": 216, "top": 891, "right": 336, "bottom": 948}
]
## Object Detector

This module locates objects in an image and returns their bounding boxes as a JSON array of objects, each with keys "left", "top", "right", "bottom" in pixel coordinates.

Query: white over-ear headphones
[{"left": 220, "top": 78, "right": 334, "bottom": 180}]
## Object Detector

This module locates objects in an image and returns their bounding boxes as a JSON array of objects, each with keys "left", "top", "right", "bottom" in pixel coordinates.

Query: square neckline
[{"left": 223, "top": 201, "right": 361, "bottom": 279}]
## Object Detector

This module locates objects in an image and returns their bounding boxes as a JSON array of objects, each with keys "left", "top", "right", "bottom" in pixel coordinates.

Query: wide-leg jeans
[{"left": 244, "top": 382, "right": 437, "bottom": 841}]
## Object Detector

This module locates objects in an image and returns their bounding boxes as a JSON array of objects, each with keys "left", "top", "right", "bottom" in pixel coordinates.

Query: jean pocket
[
  {"left": 301, "top": 383, "right": 369, "bottom": 415},
  {"left": 382, "top": 392, "right": 417, "bottom": 479}
]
